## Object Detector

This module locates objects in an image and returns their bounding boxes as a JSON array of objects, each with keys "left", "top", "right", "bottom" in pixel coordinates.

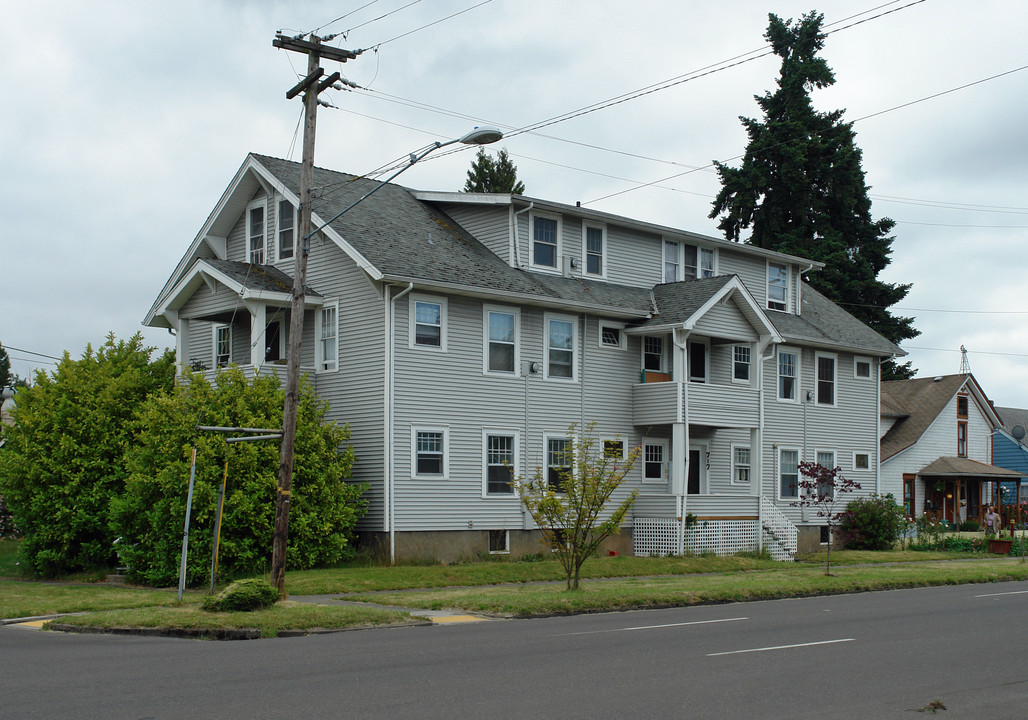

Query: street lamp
[{"left": 271, "top": 126, "right": 503, "bottom": 595}]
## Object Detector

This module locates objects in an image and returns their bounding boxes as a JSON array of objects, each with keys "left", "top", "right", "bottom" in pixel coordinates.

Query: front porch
[{"left": 915, "top": 457, "right": 1023, "bottom": 529}]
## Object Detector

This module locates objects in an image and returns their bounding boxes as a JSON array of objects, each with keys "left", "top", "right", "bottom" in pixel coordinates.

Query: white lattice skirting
[{"left": 633, "top": 518, "right": 760, "bottom": 557}]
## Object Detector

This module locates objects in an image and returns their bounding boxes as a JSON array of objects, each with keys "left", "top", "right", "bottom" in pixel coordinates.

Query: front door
[
  {"left": 265, "top": 321, "right": 281, "bottom": 362},
  {"left": 688, "top": 449, "right": 701, "bottom": 495},
  {"left": 902, "top": 474, "right": 915, "bottom": 517}
]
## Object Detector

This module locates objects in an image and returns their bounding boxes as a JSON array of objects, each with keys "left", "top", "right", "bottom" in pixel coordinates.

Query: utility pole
[{"left": 270, "top": 33, "right": 356, "bottom": 597}]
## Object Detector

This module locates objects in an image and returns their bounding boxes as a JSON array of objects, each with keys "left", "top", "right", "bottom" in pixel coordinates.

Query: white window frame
[
  {"left": 276, "top": 198, "right": 296, "bottom": 262},
  {"left": 582, "top": 221, "right": 607, "bottom": 278},
  {"left": 852, "top": 451, "right": 871, "bottom": 471},
  {"left": 815, "top": 352, "right": 837, "bottom": 407},
  {"left": 316, "top": 301, "right": 338, "bottom": 373},
  {"left": 662, "top": 240, "right": 680, "bottom": 283},
  {"left": 732, "top": 345, "right": 751, "bottom": 384},
  {"left": 815, "top": 449, "right": 837, "bottom": 499},
  {"left": 246, "top": 198, "right": 267, "bottom": 265},
  {"left": 530, "top": 211, "right": 562, "bottom": 272},
  {"left": 544, "top": 433, "right": 574, "bottom": 492},
  {"left": 643, "top": 335, "right": 666, "bottom": 373},
  {"left": 488, "top": 529, "right": 510, "bottom": 555},
  {"left": 213, "top": 324, "right": 232, "bottom": 368},
  {"left": 411, "top": 426, "right": 449, "bottom": 480},
  {"left": 602, "top": 438, "right": 626, "bottom": 462},
  {"left": 854, "top": 356, "right": 873, "bottom": 380},
  {"left": 732, "top": 444, "right": 751, "bottom": 486},
  {"left": 777, "top": 347, "right": 799, "bottom": 403},
  {"left": 544, "top": 313, "right": 578, "bottom": 381},
  {"left": 409, "top": 294, "right": 447, "bottom": 351},
  {"left": 778, "top": 447, "right": 801, "bottom": 500},
  {"left": 767, "top": 261, "right": 789, "bottom": 312},
  {"left": 482, "top": 429, "right": 519, "bottom": 497},
  {"left": 598, "top": 321, "right": 626, "bottom": 350},
  {"left": 698, "top": 247, "right": 716, "bottom": 278},
  {"left": 642, "top": 439, "right": 669, "bottom": 484},
  {"left": 483, "top": 305, "right": 520, "bottom": 376}
]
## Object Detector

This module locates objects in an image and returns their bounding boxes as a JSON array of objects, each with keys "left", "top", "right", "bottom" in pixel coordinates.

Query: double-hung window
[
  {"left": 547, "top": 436, "right": 571, "bottom": 492},
  {"left": 779, "top": 448, "right": 799, "bottom": 499},
  {"left": 317, "top": 303, "right": 337, "bottom": 372},
  {"left": 410, "top": 295, "right": 446, "bottom": 350},
  {"left": 733, "top": 345, "right": 751, "bottom": 382},
  {"left": 603, "top": 439, "right": 625, "bottom": 461},
  {"left": 247, "top": 200, "right": 266, "bottom": 264},
  {"left": 413, "top": 427, "right": 447, "bottom": 478},
  {"left": 278, "top": 200, "right": 295, "bottom": 261},
  {"left": 545, "top": 315, "right": 577, "bottom": 380},
  {"left": 816, "top": 353, "right": 836, "bottom": 406},
  {"left": 699, "top": 247, "right": 715, "bottom": 278},
  {"left": 643, "top": 336, "right": 664, "bottom": 372},
  {"left": 214, "top": 325, "right": 231, "bottom": 368},
  {"left": 643, "top": 441, "right": 667, "bottom": 482},
  {"left": 663, "top": 241, "right": 680, "bottom": 283},
  {"left": 778, "top": 348, "right": 798, "bottom": 401},
  {"left": 957, "top": 421, "right": 968, "bottom": 457},
  {"left": 733, "top": 446, "right": 751, "bottom": 485},
  {"left": 485, "top": 307, "right": 518, "bottom": 374},
  {"left": 816, "top": 450, "right": 836, "bottom": 498},
  {"left": 584, "top": 223, "right": 605, "bottom": 277},
  {"left": 767, "top": 262, "right": 788, "bottom": 311},
  {"left": 531, "top": 213, "right": 560, "bottom": 270},
  {"left": 484, "top": 432, "right": 517, "bottom": 495}
]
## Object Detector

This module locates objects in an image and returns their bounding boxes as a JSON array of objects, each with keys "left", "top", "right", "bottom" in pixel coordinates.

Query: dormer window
[
  {"left": 584, "top": 223, "right": 606, "bottom": 277},
  {"left": 531, "top": 213, "right": 560, "bottom": 270},
  {"left": 664, "top": 241, "right": 715, "bottom": 283},
  {"left": 278, "top": 200, "right": 295, "bottom": 261},
  {"left": 767, "top": 262, "right": 788, "bottom": 311},
  {"left": 247, "top": 200, "right": 266, "bottom": 264}
]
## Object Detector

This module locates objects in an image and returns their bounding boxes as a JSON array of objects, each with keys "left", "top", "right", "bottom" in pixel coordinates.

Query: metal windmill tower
[{"left": 959, "top": 345, "right": 971, "bottom": 374}]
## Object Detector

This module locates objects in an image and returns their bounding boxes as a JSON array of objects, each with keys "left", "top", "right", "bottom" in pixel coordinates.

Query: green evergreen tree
[
  {"left": 710, "top": 11, "right": 917, "bottom": 379},
  {"left": 463, "top": 148, "right": 526, "bottom": 194}
]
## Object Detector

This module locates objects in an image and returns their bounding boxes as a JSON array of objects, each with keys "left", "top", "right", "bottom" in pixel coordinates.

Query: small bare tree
[
  {"left": 791, "top": 462, "right": 860, "bottom": 576},
  {"left": 516, "top": 424, "right": 638, "bottom": 590}
]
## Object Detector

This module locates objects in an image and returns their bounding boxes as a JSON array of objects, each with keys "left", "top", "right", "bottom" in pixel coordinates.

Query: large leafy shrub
[
  {"left": 111, "top": 368, "right": 365, "bottom": 586},
  {"left": 0, "top": 335, "right": 174, "bottom": 575},
  {"left": 836, "top": 493, "right": 906, "bottom": 551}
]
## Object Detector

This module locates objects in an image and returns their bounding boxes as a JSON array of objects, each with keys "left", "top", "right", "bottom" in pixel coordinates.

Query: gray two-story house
[{"left": 145, "top": 153, "right": 902, "bottom": 562}]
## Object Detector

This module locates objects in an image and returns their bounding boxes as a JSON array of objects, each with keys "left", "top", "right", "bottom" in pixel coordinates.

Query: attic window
[
  {"left": 247, "top": 201, "right": 266, "bottom": 264},
  {"left": 957, "top": 395, "right": 969, "bottom": 419},
  {"left": 278, "top": 200, "right": 295, "bottom": 261},
  {"left": 767, "top": 262, "right": 788, "bottom": 311}
]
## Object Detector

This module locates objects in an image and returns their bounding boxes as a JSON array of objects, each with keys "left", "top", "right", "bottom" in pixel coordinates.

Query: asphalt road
[{"left": 3, "top": 581, "right": 1028, "bottom": 719}]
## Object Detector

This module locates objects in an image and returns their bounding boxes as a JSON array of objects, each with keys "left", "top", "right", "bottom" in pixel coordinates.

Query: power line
[
  {"left": 905, "top": 346, "right": 1028, "bottom": 359},
  {"left": 3, "top": 345, "right": 62, "bottom": 361},
  {"left": 359, "top": 0, "right": 493, "bottom": 51}
]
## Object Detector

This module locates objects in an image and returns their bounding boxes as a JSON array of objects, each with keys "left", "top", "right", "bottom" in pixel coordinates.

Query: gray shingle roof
[
  {"left": 767, "top": 284, "right": 903, "bottom": 356},
  {"left": 993, "top": 406, "right": 1028, "bottom": 434},
  {"left": 251, "top": 154, "right": 652, "bottom": 314},
  {"left": 202, "top": 258, "right": 321, "bottom": 297},
  {"left": 633, "top": 276, "right": 734, "bottom": 328},
  {"left": 880, "top": 374, "right": 969, "bottom": 459}
]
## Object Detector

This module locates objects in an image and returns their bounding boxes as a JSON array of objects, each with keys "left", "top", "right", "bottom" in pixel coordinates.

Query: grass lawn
[
  {"left": 343, "top": 558, "right": 1028, "bottom": 616},
  {"left": 0, "top": 579, "right": 191, "bottom": 619},
  {"left": 284, "top": 553, "right": 783, "bottom": 595},
  {"left": 50, "top": 602, "right": 418, "bottom": 638}
]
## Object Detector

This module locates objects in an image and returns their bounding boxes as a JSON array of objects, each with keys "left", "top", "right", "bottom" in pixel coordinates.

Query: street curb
[
  {"left": 1, "top": 613, "right": 79, "bottom": 626},
  {"left": 47, "top": 623, "right": 261, "bottom": 640}
]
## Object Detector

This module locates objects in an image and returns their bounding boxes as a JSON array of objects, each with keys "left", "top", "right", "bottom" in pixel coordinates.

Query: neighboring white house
[
  {"left": 880, "top": 373, "right": 1020, "bottom": 526},
  {"left": 146, "top": 153, "right": 902, "bottom": 562}
]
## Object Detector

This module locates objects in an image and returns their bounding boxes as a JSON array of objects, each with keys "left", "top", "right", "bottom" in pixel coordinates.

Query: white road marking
[
  {"left": 566, "top": 617, "right": 747, "bottom": 636},
  {"left": 707, "top": 638, "right": 854, "bottom": 656},
  {"left": 974, "top": 589, "right": 1028, "bottom": 598}
]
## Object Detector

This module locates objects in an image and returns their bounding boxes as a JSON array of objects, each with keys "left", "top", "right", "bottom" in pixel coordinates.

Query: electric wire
[{"left": 358, "top": 0, "right": 493, "bottom": 51}]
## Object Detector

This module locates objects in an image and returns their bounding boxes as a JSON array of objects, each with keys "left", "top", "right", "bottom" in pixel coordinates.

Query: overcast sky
[{"left": 4, "top": 0, "right": 1027, "bottom": 405}]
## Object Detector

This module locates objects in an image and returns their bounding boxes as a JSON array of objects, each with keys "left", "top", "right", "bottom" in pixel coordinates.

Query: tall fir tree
[
  {"left": 710, "top": 11, "right": 917, "bottom": 379},
  {"left": 463, "top": 148, "right": 526, "bottom": 194}
]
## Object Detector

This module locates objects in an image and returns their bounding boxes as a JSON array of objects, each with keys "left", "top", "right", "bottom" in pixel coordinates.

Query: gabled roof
[
  {"left": 880, "top": 373, "right": 1001, "bottom": 460},
  {"left": 993, "top": 406, "right": 1028, "bottom": 435},
  {"left": 918, "top": 456, "right": 1021, "bottom": 478},
  {"left": 768, "top": 284, "right": 904, "bottom": 357},
  {"left": 632, "top": 275, "right": 783, "bottom": 344}
]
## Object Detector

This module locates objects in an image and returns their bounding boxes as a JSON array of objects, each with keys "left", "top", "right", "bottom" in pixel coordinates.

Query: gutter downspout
[
  {"left": 386, "top": 282, "right": 414, "bottom": 565},
  {"left": 512, "top": 202, "right": 533, "bottom": 269},
  {"left": 797, "top": 262, "right": 814, "bottom": 315}
]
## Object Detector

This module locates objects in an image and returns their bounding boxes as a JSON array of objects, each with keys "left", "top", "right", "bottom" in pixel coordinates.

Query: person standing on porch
[{"left": 985, "top": 507, "right": 1000, "bottom": 535}]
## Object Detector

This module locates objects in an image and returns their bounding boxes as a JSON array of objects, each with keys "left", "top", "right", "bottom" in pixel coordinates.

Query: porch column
[
  {"left": 175, "top": 316, "right": 189, "bottom": 377},
  {"left": 670, "top": 329, "right": 688, "bottom": 497},
  {"left": 250, "top": 304, "right": 267, "bottom": 369}
]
